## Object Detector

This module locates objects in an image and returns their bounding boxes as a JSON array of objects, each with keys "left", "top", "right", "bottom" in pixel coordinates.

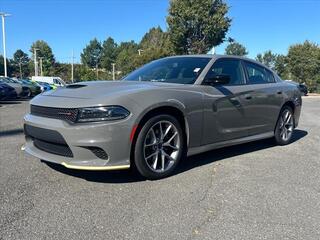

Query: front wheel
[
  {"left": 274, "top": 106, "right": 294, "bottom": 145},
  {"left": 134, "top": 114, "right": 185, "bottom": 180}
]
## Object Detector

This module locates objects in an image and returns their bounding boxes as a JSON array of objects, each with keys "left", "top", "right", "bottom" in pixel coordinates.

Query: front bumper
[{"left": 23, "top": 113, "right": 133, "bottom": 170}]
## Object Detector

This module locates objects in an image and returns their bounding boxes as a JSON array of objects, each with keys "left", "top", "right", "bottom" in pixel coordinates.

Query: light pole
[
  {"left": 39, "top": 57, "right": 44, "bottom": 76},
  {"left": 0, "top": 12, "right": 11, "bottom": 77},
  {"left": 33, "top": 48, "right": 39, "bottom": 76},
  {"left": 71, "top": 49, "right": 75, "bottom": 83},
  {"left": 112, "top": 63, "right": 115, "bottom": 80}
]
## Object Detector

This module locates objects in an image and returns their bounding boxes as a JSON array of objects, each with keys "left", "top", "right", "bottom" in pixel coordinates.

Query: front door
[{"left": 201, "top": 58, "right": 251, "bottom": 145}]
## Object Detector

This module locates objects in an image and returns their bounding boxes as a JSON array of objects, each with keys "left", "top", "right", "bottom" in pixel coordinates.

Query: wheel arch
[
  {"left": 130, "top": 105, "right": 189, "bottom": 166},
  {"left": 282, "top": 100, "right": 295, "bottom": 114},
  {"left": 275, "top": 100, "right": 296, "bottom": 133}
]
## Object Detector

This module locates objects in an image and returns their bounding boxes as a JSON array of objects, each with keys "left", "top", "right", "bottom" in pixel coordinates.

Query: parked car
[
  {"left": 31, "top": 76, "right": 66, "bottom": 87},
  {"left": 0, "top": 82, "right": 17, "bottom": 100},
  {"left": 16, "top": 79, "right": 42, "bottom": 96},
  {"left": 36, "top": 81, "right": 54, "bottom": 91},
  {"left": 23, "top": 55, "right": 302, "bottom": 179},
  {"left": 0, "top": 77, "right": 29, "bottom": 98},
  {"left": 285, "top": 80, "right": 308, "bottom": 96}
]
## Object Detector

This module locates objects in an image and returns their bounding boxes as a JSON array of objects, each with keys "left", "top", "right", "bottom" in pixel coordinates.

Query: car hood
[
  {"left": 40, "top": 81, "right": 180, "bottom": 99},
  {"left": 30, "top": 80, "right": 186, "bottom": 108}
]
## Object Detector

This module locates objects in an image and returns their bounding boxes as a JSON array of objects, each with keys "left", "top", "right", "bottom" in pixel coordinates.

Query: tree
[
  {"left": 256, "top": 50, "right": 277, "bottom": 69},
  {"left": 287, "top": 41, "right": 320, "bottom": 92},
  {"left": 30, "top": 40, "right": 55, "bottom": 76},
  {"left": 225, "top": 42, "right": 248, "bottom": 56},
  {"left": 0, "top": 55, "right": 13, "bottom": 76},
  {"left": 167, "top": 0, "right": 231, "bottom": 54},
  {"left": 101, "top": 37, "right": 118, "bottom": 71},
  {"left": 140, "top": 26, "right": 173, "bottom": 54},
  {"left": 11, "top": 49, "right": 30, "bottom": 78},
  {"left": 81, "top": 38, "right": 103, "bottom": 69},
  {"left": 274, "top": 54, "right": 289, "bottom": 79},
  {"left": 115, "top": 41, "right": 139, "bottom": 77}
]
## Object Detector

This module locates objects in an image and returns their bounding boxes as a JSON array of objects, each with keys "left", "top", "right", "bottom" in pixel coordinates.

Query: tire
[
  {"left": 274, "top": 106, "right": 295, "bottom": 145},
  {"left": 134, "top": 114, "right": 185, "bottom": 180}
]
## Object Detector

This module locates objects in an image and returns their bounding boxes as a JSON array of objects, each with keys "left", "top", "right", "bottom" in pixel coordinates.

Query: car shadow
[
  {"left": 0, "top": 128, "right": 24, "bottom": 138},
  {"left": 0, "top": 100, "right": 22, "bottom": 105},
  {"left": 44, "top": 129, "right": 308, "bottom": 183}
]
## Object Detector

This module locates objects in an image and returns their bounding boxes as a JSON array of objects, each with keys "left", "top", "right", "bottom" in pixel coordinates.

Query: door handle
[
  {"left": 277, "top": 90, "right": 283, "bottom": 94},
  {"left": 230, "top": 97, "right": 241, "bottom": 107},
  {"left": 245, "top": 94, "right": 252, "bottom": 100}
]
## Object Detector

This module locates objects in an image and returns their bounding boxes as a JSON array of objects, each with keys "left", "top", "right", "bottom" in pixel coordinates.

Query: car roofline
[{"left": 164, "top": 54, "right": 276, "bottom": 74}]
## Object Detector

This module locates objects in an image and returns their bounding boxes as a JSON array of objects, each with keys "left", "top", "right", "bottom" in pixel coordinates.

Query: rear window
[{"left": 244, "top": 61, "right": 275, "bottom": 84}]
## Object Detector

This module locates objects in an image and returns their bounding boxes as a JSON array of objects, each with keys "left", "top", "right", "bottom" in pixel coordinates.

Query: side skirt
[{"left": 187, "top": 131, "right": 274, "bottom": 157}]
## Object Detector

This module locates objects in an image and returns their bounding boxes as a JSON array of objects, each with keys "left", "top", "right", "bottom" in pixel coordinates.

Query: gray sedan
[{"left": 23, "top": 55, "right": 302, "bottom": 179}]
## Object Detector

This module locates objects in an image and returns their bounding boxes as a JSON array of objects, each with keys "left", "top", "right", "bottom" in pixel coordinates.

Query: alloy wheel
[
  {"left": 279, "top": 109, "right": 294, "bottom": 141},
  {"left": 143, "top": 120, "right": 181, "bottom": 173}
]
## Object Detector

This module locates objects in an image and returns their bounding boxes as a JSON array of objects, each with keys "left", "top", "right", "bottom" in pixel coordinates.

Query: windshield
[{"left": 123, "top": 57, "right": 211, "bottom": 84}]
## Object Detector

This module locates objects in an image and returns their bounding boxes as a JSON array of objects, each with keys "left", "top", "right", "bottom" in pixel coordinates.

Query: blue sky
[{"left": 1, "top": 0, "right": 320, "bottom": 63}]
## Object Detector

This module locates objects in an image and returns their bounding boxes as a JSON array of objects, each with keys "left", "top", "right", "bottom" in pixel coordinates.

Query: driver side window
[{"left": 205, "top": 59, "right": 245, "bottom": 85}]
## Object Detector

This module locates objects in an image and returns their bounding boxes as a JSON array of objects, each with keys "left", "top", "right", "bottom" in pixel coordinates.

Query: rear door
[
  {"left": 201, "top": 58, "right": 252, "bottom": 144},
  {"left": 242, "top": 61, "right": 283, "bottom": 136}
]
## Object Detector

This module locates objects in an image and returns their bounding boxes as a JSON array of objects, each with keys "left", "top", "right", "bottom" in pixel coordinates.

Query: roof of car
[{"left": 165, "top": 54, "right": 275, "bottom": 73}]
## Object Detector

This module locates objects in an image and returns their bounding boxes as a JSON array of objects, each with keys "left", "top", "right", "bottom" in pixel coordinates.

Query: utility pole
[
  {"left": 0, "top": 12, "right": 11, "bottom": 77},
  {"left": 71, "top": 49, "right": 75, "bottom": 83},
  {"left": 138, "top": 49, "right": 144, "bottom": 56},
  {"left": 39, "top": 57, "right": 43, "bottom": 76},
  {"left": 112, "top": 63, "right": 115, "bottom": 80},
  {"left": 34, "top": 48, "right": 39, "bottom": 76},
  {"left": 96, "top": 64, "right": 98, "bottom": 79}
]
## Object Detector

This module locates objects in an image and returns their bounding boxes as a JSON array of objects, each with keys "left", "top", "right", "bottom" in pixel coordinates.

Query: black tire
[
  {"left": 274, "top": 106, "right": 294, "bottom": 145},
  {"left": 134, "top": 114, "right": 185, "bottom": 180}
]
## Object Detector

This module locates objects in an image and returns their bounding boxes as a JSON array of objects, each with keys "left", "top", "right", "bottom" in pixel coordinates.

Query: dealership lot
[{"left": 0, "top": 98, "right": 319, "bottom": 240}]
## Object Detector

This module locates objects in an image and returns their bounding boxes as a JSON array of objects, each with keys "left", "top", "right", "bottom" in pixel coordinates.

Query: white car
[{"left": 31, "top": 76, "right": 66, "bottom": 87}]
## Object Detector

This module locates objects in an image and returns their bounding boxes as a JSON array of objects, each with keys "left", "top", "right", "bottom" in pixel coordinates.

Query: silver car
[{"left": 23, "top": 55, "right": 302, "bottom": 179}]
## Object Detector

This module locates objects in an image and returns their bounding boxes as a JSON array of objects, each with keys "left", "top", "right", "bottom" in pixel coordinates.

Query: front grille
[
  {"left": 34, "top": 139, "right": 73, "bottom": 157},
  {"left": 31, "top": 105, "right": 78, "bottom": 122}
]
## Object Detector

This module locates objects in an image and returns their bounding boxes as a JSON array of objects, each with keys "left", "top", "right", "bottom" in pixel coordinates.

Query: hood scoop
[{"left": 66, "top": 84, "right": 87, "bottom": 89}]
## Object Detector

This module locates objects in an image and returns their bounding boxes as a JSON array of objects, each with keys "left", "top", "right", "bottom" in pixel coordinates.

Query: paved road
[{"left": 0, "top": 98, "right": 319, "bottom": 240}]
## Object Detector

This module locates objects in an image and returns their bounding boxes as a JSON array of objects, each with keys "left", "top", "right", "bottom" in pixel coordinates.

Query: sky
[{"left": 1, "top": 0, "right": 320, "bottom": 63}]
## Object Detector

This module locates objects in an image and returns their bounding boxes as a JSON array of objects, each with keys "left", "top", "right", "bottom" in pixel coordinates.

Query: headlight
[{"left": 77, "top": 106, "right": 130, "bottom": 122}]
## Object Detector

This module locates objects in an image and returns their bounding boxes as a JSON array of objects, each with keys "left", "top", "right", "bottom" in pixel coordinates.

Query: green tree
[
  {"left": 225, "top": 41, "right": 248, "bottom": 56},
  {"left": 81, "top": 38, "right": 103, "bottom": 69},
  {"left": 256, "top": 50, "right": 277, "bottom": 69},
  {"left": 287, "top": 41, "right": 320, "bottom": 92},
  {"left": 30, "top": 40, "right": 55, "bottom": 76},
  {"left": 167, "top": 0, "right": 231, "bottom": 54},
  {"left": 11, "top": 49, "right": 30, "bottom": 78},
  {"left": 115, "top": 41, "right": 139, "bottom": 77},
  {"left": 101, "top": 37, "right": 118, "bottom": 71},
  {"left": 140, "top": 26, "right": 173, "bottom": 54},
  {"left": 0, "top": 55, "right": 14, "bottom": 76},
  {"left": 274, "top": 54, "right": 289, "bottom": 79}
]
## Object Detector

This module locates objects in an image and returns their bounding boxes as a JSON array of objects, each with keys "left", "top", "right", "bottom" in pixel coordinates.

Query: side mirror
[{"left": 204, "top": 74, "right": 230, "bottom": 85}]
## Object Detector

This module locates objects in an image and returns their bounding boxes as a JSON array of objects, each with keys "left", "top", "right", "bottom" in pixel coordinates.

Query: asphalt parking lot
[{"left": 0, "top": 98, "right": 319, "bottom": 240}]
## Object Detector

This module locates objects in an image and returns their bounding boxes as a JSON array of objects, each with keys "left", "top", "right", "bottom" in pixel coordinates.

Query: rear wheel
[
  {"left": 134, "top": 114, "right": 184, "bottom": 179},
  {"left": 274, "top": 106, "right": 294, "bottom": 145}
]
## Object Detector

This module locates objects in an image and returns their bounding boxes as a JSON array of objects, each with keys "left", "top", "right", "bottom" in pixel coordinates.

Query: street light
[{"left": 0, "top": 12, "right": 11, "bottom": 77}]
